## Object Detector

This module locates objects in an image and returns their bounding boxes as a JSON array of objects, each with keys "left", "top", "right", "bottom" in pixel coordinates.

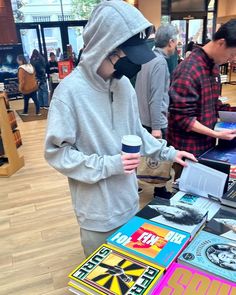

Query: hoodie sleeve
[
  {"left": 132, "top": 91, "right": 177, "bottom": 161},
  {"left": 44, "top": 99, "right": 124, "bottom": 184}
]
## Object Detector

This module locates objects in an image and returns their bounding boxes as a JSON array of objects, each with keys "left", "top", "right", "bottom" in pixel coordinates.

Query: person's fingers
[
  {"left": 122, "top": 157, "right": 140, "bottom": 172},
  {"left": 176, "top": 158, "right": 187, "bottom": 167},
  {"left": 123, "top": 163, "right": 140, "bottom": 170},
  {"left": 182, "top": 151, "right": 197, "bottom": 162},
  {"left": 123, "top": 159, "right": 140, "bottom": 165},
  {"left": 122, "top": 153, "right": 140, "bottom": 160}
]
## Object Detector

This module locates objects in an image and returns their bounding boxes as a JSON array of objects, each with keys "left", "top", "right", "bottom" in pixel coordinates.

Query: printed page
[
  {"left": 219, "top": 111, "right": 236, "bottom": 123},
  {"left": 171, "top": 191, "right": 220, "bottom": 220},
  {"left": 179, "top": 160, "right": 228, "bottom": 199}
]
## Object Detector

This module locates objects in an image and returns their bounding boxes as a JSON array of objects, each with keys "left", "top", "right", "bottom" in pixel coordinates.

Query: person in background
[
  {"left": 185, "top": 40, "right": 195, "bottom": 58},
  {"left": 30, "top": 49, "right": 49, "bottom": 109},
  {"left": 168, "top": 19, "right": 236, "bottom": 179},
  {"left": 166, "top": 47, "right": 178, "bottom": 75},
  {"left": 17, "top": 54, "right": 41, "bottom": 116},
  {"left": 146, "top": 25, "right": 156, "bottom": 49},
  {"left": 46, "top": 52, "right": 59, "bottom": 99},
  {"left": 71, "top": 52, "right": 78, "bottom": 67},
  {"left": 56, "top": 47, "right": 63, "bottom": 61},
  {"left": 44, "top": 0, "right": 196, "bottom": 258},
  {"left": 135, "top": 24, "right": 177, "bottom": 198}
]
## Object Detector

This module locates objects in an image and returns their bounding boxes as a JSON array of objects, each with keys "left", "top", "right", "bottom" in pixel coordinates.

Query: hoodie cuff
[
  {"left": 160, "top": 145, "right": 178, "bottom": 162},
  {"left": 105, "top": 154, "right": 124, "bottom": 176},
  {"left": 168, "top": 148, "right": 178, "bottom": 162}
]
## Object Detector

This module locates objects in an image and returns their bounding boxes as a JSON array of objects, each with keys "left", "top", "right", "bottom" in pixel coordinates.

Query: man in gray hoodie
[
  {"left": 135, "top": 24, "right": 178, "bottom": 198},
  {"left": 45, "top": 0, "right": 195, "bottom": 257},
  {"left": 135, "top": 24, "right": 178, "bottom": 140}
]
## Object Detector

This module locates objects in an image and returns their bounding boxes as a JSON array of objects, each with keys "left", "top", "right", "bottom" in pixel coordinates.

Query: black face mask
[{"left": 113, "top": 56, "right": 141, "bottom": 79}]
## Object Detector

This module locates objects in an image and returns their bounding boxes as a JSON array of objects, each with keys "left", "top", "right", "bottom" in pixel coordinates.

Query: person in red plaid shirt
[{"left": 168, "top": 20, "right": 236, "bottom": 178}]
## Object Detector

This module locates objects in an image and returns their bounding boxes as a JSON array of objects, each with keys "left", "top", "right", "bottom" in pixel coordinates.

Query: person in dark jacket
[
  {"left": 30, "top": 49, "right": 49, "bottom": 109},
  {"left": 46, "top": 52, "right": 59, "bottom": 99}
]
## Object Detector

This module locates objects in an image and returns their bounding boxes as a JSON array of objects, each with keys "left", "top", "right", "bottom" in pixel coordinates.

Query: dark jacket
[
  {"left": 30, "top": 55, "right": 47, "bottom": 83},
  {"left": 46, "top": 61, "right": 58, "bottom": 75}
]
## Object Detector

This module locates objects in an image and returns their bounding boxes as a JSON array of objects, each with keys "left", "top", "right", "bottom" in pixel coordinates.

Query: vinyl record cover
[
  {"left": 0, "top": 44, "right": 23, "bottom": 98},
  {"left": 221, "top": 181, "right": 236, "bottom": 208},
  {"left": 170, "top": 191, "right": 220, "bottom": 220},
  {"left": 68, "top": 244, "right": 164, "bottom": 295},
  {"left": 215, "top": 122, "right": 236, "bottom": 131},
  {"left": 204, "top": 206, "right": 236, "bottom": 241},
  {"left": 107, "top": 216, "right": 190, "bottom": 269},
  {"left": 178, "top": 231, "right": 236, "bottom": 282},
  {"left": 200, "top": 146, "right": 236, "bottom": 165},
  {"left": 136, "top": 197, "right": 207, "bottom": 238},
  {"left": 152, "top": 262, "right": 236, "bottom": 294}
]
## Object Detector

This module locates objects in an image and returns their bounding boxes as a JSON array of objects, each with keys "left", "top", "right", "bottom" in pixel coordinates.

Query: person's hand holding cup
[{"left": 121, "top": 135, "right": 142, "bottom": 174}]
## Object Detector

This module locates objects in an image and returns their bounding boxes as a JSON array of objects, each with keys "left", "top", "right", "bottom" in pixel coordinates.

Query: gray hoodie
[{"left": 44, "top": 0, "right": 177, "bottom": 232}]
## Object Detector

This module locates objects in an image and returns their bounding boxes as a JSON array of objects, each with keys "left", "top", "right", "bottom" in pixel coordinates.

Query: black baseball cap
[{"left": 119, "top": 32, "right": 156, "bottom": 65}]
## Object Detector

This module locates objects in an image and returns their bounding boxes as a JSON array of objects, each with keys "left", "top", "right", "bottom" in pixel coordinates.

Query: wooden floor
[{"left": 0, "top": 83, "right": 235, "bottom": 295}]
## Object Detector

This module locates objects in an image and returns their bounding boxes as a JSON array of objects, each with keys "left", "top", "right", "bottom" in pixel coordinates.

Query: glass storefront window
[
  {"left": 189, "top": 19, "right": 203, "bottom": 44},
  {"left": 43, "top": 27, "right": 63, "bottom": 58},
  {"left": 171, "top": 19, "right": 203, "bottom": 57},
  {"left": 207, "top": 12, "right": 214, "bottom": 40},
  {"left": 68, "top": 26, "right": 84, "bottom": 56},
  {"left": 20, "top": 28, "right": 41, "bottom": 60},
  {"left": 171, "top": 20, "right": 186, "bottom": 57}
]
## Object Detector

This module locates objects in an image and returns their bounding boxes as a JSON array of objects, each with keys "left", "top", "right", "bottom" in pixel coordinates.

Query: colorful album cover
[
  {"left": 136, "top": 197, "right": 207, "bottom": 237},
  {"left": 204, "top": 206, "right": 236, "bottom": 241},
  {"left": 178, "top": 231, "right": 236, "bottom": 282},
  {"left": 68, "top": 244, "right": 164, "bottom": 295},
  {"left": 200, "top": 146, "right": 236, "bottom": 165},
  {"left": 215, "top": 122, "right": 236, "bottom": 130},
  {"left": 152, "top": 262, "right": 236, "bottom": 294},
  {"left": 221, "top": 181, "right": 236, "bottom": 208},
  {"left": 0, "top": 44, "right": 23, "bottom": 98},
  {"left": 107, "top": 216, "right": 190, "bottom": 268}
]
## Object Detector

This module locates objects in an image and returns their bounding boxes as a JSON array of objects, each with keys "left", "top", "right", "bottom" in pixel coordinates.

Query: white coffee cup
[{"left": 121, "top": 135, "right": 142, "bottom": 154}]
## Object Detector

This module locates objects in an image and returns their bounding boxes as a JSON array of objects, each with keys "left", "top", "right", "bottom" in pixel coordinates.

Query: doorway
[
  {"left": 171, "top": 18, "right": 205, "bottom": 58},
  {"left": 18, "top": 24, "right": 42, "bottom": 61},
  {"left": 16, "top": 20, "right": 87, "bottom": 61}
]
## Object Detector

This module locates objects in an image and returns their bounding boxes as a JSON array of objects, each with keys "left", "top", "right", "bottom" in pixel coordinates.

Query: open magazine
[
  {"left": 215, "top": 111, "right": 236, "bottom": 131},
  {"left": 179, "top": 160, "right": 228, "bottom": 201},
  {"left": 219, "top": 111, "right": 236, "bottom": 123}
]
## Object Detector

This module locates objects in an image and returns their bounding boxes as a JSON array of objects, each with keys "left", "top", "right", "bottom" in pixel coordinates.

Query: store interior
[{"left": 0, "top": 0, "right": 236, "bottom": 294}]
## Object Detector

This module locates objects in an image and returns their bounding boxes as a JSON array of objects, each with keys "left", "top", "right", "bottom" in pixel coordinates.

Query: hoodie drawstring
[{"left": 109, "top": 89, "right": 114, "bottom": 130}]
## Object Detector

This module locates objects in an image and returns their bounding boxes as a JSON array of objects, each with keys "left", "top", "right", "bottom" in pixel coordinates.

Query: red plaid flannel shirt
[{"left": 168, "top": 46, "right": 235, "bottom": 157}]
